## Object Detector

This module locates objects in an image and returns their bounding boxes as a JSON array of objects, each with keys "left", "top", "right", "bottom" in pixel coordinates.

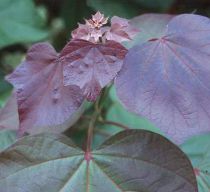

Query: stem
[
  {"left": 86, "top": 92, "right": 103, "bottom": 152},
  {"left": 86, "top": 112, "right": 98, "bottom": 152},
  {"left": 100, "top": 120, "right": 130, "bottom": 130}
]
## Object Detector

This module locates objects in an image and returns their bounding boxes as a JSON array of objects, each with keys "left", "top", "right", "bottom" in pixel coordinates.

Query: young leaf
[
  {"left": 7, "top": 43, "right": 84, "bottom": 135},
  {"left": 181, "top": 133, "right": 210, "bottom": 192},
  {"left": 115, "top": 14, "right": 210, "bottom": 144},
  {"left": 0, "top": 130, "right": 197, "bottom": 191},
  {"left": 104, "top": 16, "right": 139, "bottom": 43},
  {"left": 0, "top": 93, "right": 19, "bottom": 131},
  {"left": 0, "top": 0, "right": 48, "bottom": 48},
  {"left": 62, "top": 39, "right": 127, "bottom": 101}
]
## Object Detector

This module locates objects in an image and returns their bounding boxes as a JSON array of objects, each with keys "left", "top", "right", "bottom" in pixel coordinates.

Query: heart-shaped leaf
[
  {"left": 0, "top": 130, "right": 197, "bottom": 191},
  {"left": 62, "top": 39, "right": 127, "bottom": 101},
  {"left": 0, "top": 0, "right": 48, "bottom": 48},
  {"left": 116, "top": 14, "right": 210, "bottom": 144},
  {"left": 181, "top": 133, "right": 210, "bottom": 192},
  {"left": 123, "top": 13, "right": 173, "bottom": 48},
  {"left": 7, "top": 43, "right": 84, "bottom": 135}
]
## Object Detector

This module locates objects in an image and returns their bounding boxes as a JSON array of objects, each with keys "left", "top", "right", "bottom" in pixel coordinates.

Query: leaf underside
[
  {"left": 0, "top": 130, "right": 197, "bottom": 192},
  {"left": 116, "top": 14, "right": 210, "bottom": 144}
]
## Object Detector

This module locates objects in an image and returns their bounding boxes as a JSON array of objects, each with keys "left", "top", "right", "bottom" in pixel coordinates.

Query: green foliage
[
  {"left": 87, "top": 0, "right": 141, "bottom": 18},
  {"left": 104, "top": 86, "right": 162, "bottom": 134},
  {"left": 181, "top": 134, "right": 210, "bottom": 192},
  {"left": 132, "top": 0, "right": 175, "bottom": 11},
  {"left": 0, "top": 70, "right": 12, "bottom": 108},
  {"left": 61, "top": 0, "right": 93, "bottom": 31},
  {"left": 87, "top": 0, "right": 175, "bottom": 18},
  {"left": 0, "top": 0, "right": 48, "bottom": 48},
  {"left": 0, "top": 130, "right": 17, "bottom": 152}
]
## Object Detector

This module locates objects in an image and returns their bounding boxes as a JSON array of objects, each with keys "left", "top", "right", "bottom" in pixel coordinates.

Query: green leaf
[
  {"left": 61, "top": 0, "right": 93, "bottom": 31},
  {"left": 0, "top": 0, "right": 48, "bottom": 48},
  {"left": 87, "top": 0, "right": 140, "bottom": 18},
  {"left": 132, "top": 0, "right": 175, "bottom": 11},
  {"left": 0, "top": 130, "right": 17, "bottom": 152},
  {"left": 181, "top": 133, "right": 210, "bottom": 192},
  {"left": 0, "top": 70, "right": 12, "bottom": 108},
  {"left": 123, "top": 14, "right": 173, "bottom": 48},
  {"left": 105, "top": 102, "right": 163, "bottom": 132},
  {"left": 0, "top": 130, "right": 197, "bottom": 191}
]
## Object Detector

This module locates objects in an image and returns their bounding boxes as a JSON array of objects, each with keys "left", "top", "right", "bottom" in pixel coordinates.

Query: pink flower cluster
[{"left": 71, "top": 12, "right": 139, "bottom": 43}]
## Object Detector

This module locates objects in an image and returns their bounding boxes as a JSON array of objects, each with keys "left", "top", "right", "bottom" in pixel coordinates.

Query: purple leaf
[
  {"left": 7, "top": 43, "right": 84, "bottom": 135},
  {"left": 115, "top": 14, "right": 210, "bottom": 144},
  {"left": 62, "top": 39, "right": 127, "bottom": 101},
  {"left": 104, "top": 16, "right": 139, "bottom": 43},
  {"left": 123, "top": 13, "right": 174, "bottom": 48}
]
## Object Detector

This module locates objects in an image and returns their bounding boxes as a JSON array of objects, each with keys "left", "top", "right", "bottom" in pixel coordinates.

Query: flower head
[
  {"left": 86, "top": 11, "right": 108, "bottom": 29},
  {"left": 71, "top": 11, "right": 139, "bottom": 44}
]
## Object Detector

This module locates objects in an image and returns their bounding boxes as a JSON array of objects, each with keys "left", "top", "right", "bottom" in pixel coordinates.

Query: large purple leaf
[
  {"left": 7, "top": 43, "right": 84, "bottom": 135},
  {"left": 62, "top": 39, "right": 127, "bottom": 101},
  {"left": 123, "top": 13, "right": 173, "bottom": 48},
  {"left": 115, "top": 14, "right": 210, "bottom": 144},
  {"left": 0, "top": 130, "right": 197, "bottom": 191}
]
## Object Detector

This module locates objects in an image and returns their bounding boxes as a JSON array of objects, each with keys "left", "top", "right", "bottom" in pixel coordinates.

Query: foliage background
[
  {"left": 0, "top": 0, "right": 210, "bottom": 191},
  {"left": 1, "top": 0, "right": 210, "bottom": 153},
  {"left": 1, "top": 0, "right": 210, "bottom": 104}
]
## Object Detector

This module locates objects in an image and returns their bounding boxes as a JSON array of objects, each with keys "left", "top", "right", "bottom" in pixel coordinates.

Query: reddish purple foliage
[
  {"left": 115, "top": 14, "right": 210, "bottom": 144},
  {"left": 105, "top": 16, "right": 140, "bottom": 43},
  {"left": 72, "top": 12, "right": 139, "bottom": 44},
  {"left": 62, "top": 39, "right": 127, "bottom": 101},
  {"left": 7, "top": 43, "right": 84, "bottom": 135}
]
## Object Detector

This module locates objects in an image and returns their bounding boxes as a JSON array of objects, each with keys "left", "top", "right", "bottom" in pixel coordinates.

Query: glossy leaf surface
[
  {"left": 0, "top": 130, "right": 197, "bottom": 192},
  {"left": 0, "top": 0, "right": 48, "bottom": 48},
  {"left": 181, "top": 133, "right": 210, "bottom": 192},
  {"left": 7, "top": 43, "right": 84, "bottom": 135},
  {"left": 62, "top": 39, "right": 127, "bottom": 101},
  {"left": 116, "top": 14, "right": 210, "bottom": 144}
]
